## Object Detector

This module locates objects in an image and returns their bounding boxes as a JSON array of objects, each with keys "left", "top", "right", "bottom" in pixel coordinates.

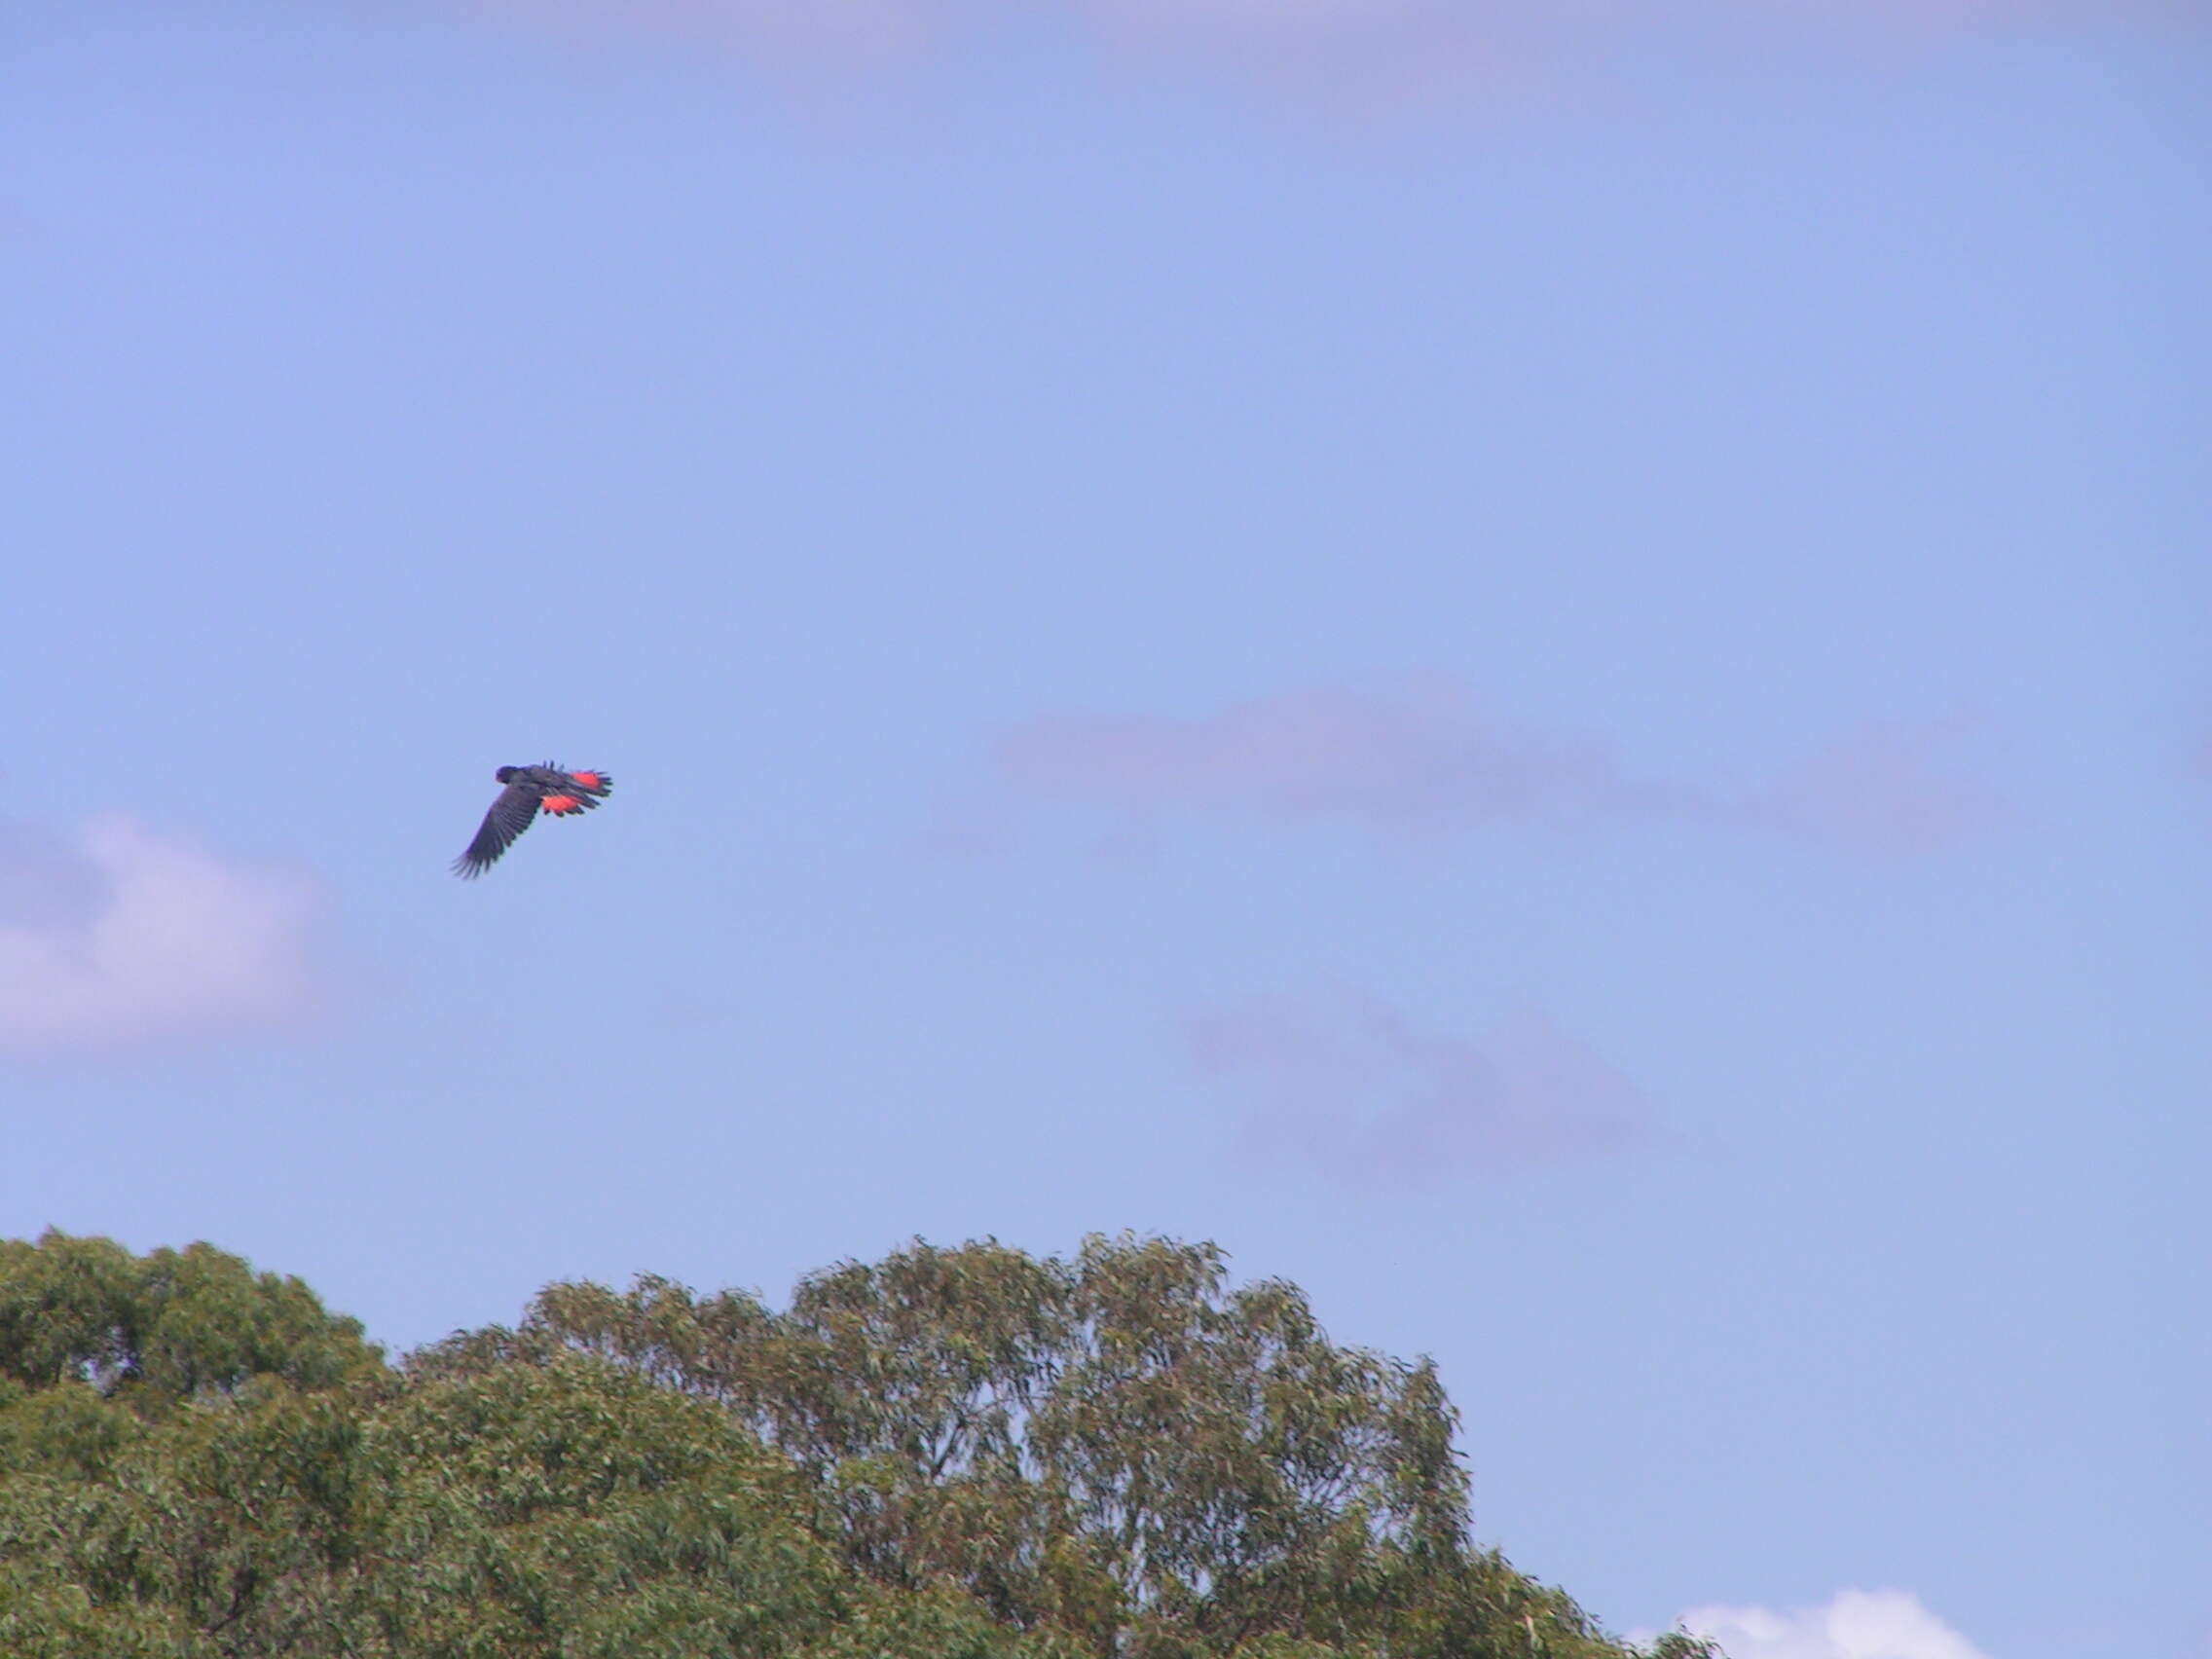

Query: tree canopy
[{"left": 0, "top": 1229, "right": 1719, "bottom": 1659}]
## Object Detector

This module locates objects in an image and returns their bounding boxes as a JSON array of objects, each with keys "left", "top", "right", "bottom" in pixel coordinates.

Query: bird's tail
[{"left": 539, "top": 766, "right": 611, "bottom": 816}]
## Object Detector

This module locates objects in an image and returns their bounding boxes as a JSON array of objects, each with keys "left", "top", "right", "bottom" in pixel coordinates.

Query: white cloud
[
  {"left": 0, "top": 819, "right": 333, "bottom": 1051},
  {"left": 1656, "top": 1589, "right": 1992, "bottom": 1659},
  {"left": 1182, "top": 984, "right": 1656, "bottom": 1190},
  {"left": 984, "top": 677, "right": 2005, "bottom": 862}
]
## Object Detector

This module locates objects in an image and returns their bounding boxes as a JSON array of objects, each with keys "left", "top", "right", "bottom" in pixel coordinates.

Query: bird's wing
[{"left": 452, "top": 782, "right": 540, "bottom": 878}]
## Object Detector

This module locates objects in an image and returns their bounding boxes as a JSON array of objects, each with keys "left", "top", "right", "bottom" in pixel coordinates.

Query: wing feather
[{"left": 452, "top": 781, "right": 541, "bottom": 878}]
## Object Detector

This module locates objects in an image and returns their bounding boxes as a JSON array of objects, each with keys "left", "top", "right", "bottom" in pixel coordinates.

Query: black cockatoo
[{"left": 453, "top": 764, "right": 612, "bottom": 878}]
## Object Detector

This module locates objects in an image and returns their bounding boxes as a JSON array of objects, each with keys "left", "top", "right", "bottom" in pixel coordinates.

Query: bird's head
[{"left": 494, "top": 766, "right": 519, "bottom": 784}]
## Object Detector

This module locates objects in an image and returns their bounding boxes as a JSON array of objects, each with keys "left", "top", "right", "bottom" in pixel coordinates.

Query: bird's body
[{"left": 453, "top": 763, "right": 612, "bottom": 878}]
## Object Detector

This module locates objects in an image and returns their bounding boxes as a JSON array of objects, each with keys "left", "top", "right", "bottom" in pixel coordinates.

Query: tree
[
  {"left": 0, "top": 1230, "right": 381, "bottom": 1412},
  {"left": 417, "top": 1233, "right": 1694, "bottom": 1659},
  {"left": 2, "top": 1343, "right": 1072, "bottom": 1657},
  {"left": 3, "top": 1234, "right": 1717, "bottom": 1659}
]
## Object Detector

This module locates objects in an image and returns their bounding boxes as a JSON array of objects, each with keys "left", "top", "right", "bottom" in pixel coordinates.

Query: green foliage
[
  {"left": 0, "top": 1231, "right": 383, "bottom": 1412},
  {"left": 1, "top": 1233, "right": 1710, "bottom": 1659},
  {"left": 0, "top": 1382, "right": 144, "bottom": 1484},
  {"left": 415, "top": 1233, "right": 1696, "bottom": 1659}
]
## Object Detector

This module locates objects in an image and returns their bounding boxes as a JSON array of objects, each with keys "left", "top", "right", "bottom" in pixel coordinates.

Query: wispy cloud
[
  {"left": 0, "top": 819, "right": 336, "bottom": 1052},
  {"left": 994, "top": 679, "right": 1677, "bottom": 839},
  {"left": 977, "top": 678, "right": 2005, "bottom": 862},
  {"left": 1642, "top": 1588, "right": 1993, "bottom": 1659},
  {"left": 1181, "top": 984, "right": 1656, "bottom": 1190},
  {"left": 461, "top": 0, "right": 2172, "bottom": 113},
  {"left": 1082, "top": 0, "right": 1554, "bottom": 117},
  {"left": 474, "top": 0, "right": 939, "bottom": 66},
  {"left": 1744, "top": 715, "right": 2011, "bottom": 857}
]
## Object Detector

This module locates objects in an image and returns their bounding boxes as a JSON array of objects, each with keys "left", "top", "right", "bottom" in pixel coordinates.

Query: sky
[{"left": 5, "top": 3, "right": 2207, "bottom": 1656}]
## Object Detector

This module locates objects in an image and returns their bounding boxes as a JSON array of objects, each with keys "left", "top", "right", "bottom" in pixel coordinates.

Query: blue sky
[{"left": 6, "top": 4, "right": 2207, "bottom": 1656}]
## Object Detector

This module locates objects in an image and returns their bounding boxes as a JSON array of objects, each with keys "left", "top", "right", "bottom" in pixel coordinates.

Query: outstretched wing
[{"left": 452, "top": 781, "right": 540, "bottom": 878}]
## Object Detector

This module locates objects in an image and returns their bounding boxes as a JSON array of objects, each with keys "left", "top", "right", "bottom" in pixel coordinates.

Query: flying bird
[{"left": 453, "top": 763, "right": 613, "bottom": 878}]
